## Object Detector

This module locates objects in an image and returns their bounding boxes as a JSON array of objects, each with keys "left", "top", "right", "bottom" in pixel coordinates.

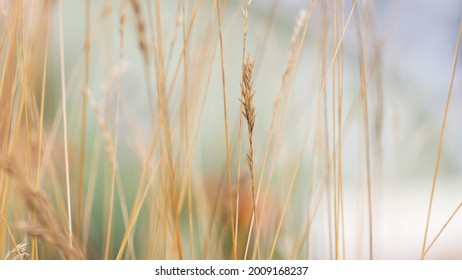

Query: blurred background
[{"left": 1, "top": 0, "right": 462, "bottom": 259}]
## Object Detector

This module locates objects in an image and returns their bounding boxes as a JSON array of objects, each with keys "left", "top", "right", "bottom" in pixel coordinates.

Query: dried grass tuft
[
  {"left": 5, "top": 243, "right": 29, "bottom": 260},
  {"left": 0, "top": 161, "right": 83, "bottom": 260}
]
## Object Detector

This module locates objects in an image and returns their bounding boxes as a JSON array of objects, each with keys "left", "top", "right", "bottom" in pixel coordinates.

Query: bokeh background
[{"left": 1, "top": 0, "right": 462, "bottom": 259}]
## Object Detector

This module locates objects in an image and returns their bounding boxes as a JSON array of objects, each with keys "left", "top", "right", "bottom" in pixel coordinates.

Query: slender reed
[{"left": 421, "top": 19, "right": 462, "bottom": 259}]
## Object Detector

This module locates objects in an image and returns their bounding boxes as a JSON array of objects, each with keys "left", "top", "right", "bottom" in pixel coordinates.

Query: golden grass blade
[
  {"left": 216, "top": 0, "right": 236, "bottom": 259},
  {"left": 421, "top": 19, "right": 462, "bottom": 259},
  {"left": 58, "top": 0, "right": 73, "bottom": 249}
]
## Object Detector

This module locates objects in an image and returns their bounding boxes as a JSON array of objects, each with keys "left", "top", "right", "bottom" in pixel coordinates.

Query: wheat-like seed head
[
  {"left": 240, "top": 53, "right": 261, "bottom": 259},
  {"left": 241, "top": 55, "right": 256, "bottom": 171},
  {"left": 5, "top": 243, "right": 29, "bottom": 260},
  {"left": 0, "top": 161, "right": 83, "bottom": 260},
  {"left": 274, "top": 9, "right": 308, "bottom": 113},
  {"left": 130, "top": 0, "right": 149, "bottom": 63},
  {"left": 241, "top": 55, "right": 256, "bottom": 136}
]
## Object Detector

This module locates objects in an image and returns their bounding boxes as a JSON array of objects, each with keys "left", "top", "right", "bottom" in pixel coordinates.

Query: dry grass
[
  {"left": 5, "top": 243, "right": 29, "bottom": 260},
  {"left": 0, "top": 0, "right": 461, "bottom": 260},
  {"left": 1, "top": 161, "right": 83, "bottom": 259},
  {"left": 240, "top": 55, "right": 259, "bottom": 259}
]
